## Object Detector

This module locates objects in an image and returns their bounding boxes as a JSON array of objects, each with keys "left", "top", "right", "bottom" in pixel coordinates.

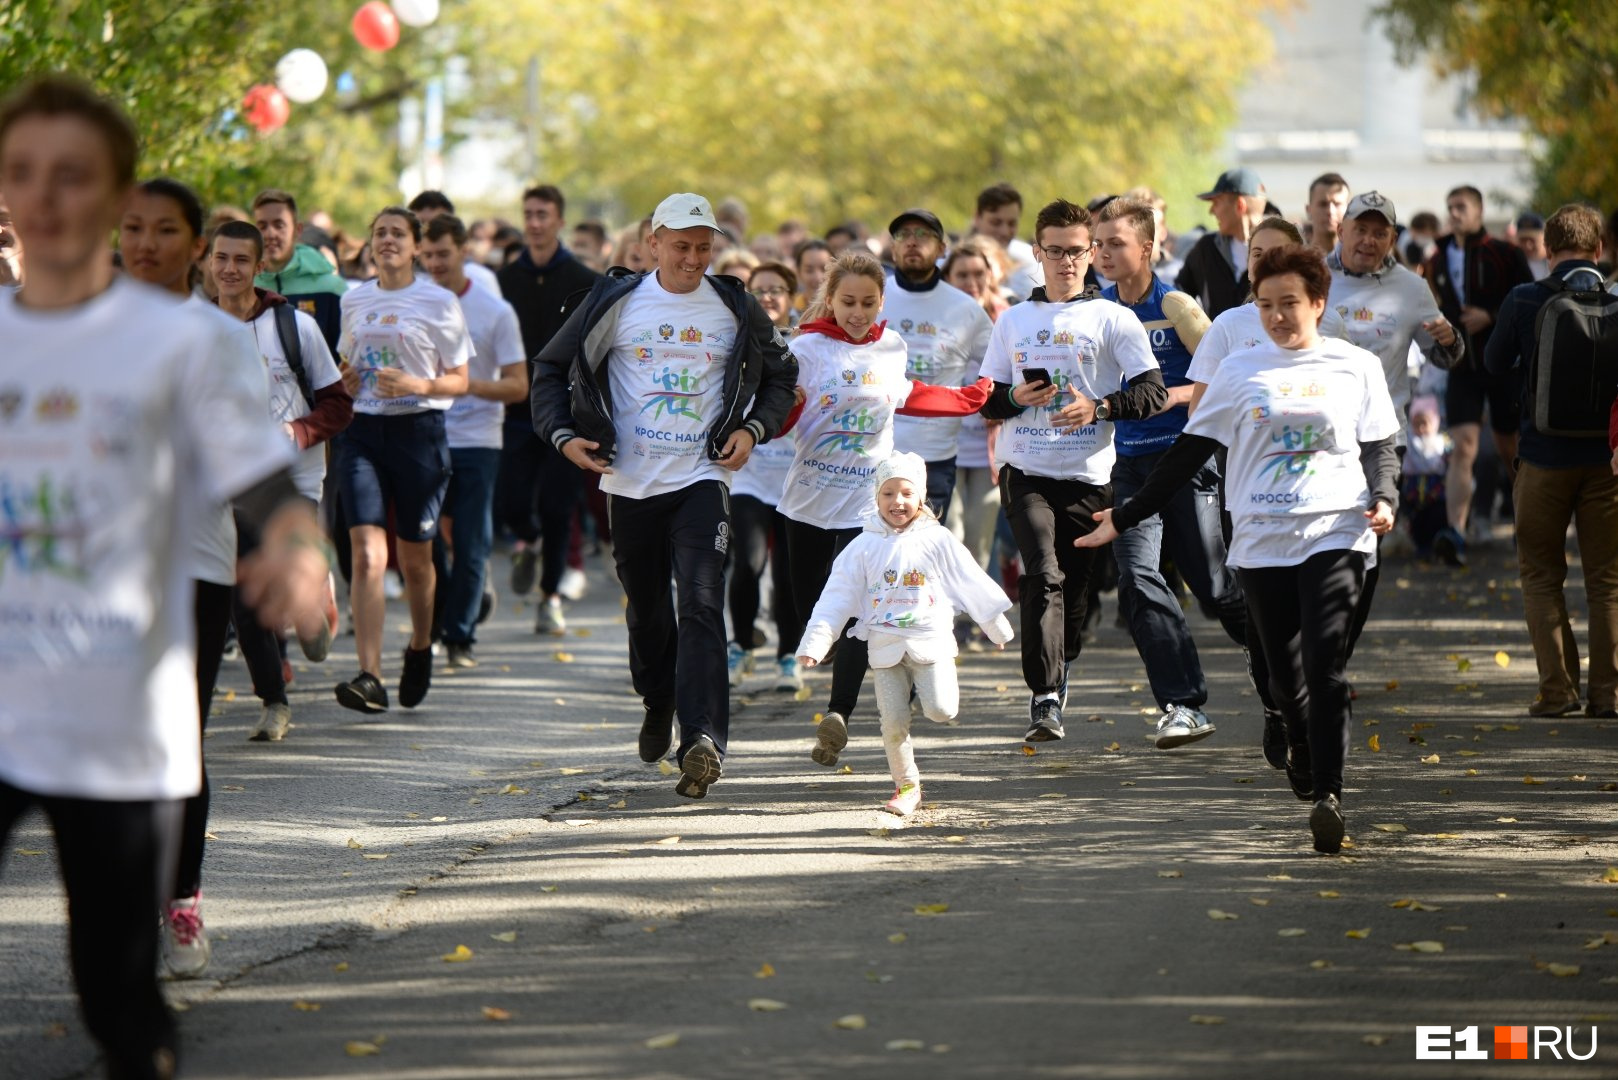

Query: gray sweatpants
[{"left": 872, "top": 656, "right": 960, "bottom": 788}]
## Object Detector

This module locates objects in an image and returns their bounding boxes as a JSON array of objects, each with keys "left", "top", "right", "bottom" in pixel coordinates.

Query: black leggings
[
  {"left": 728, "top": 495, "right": 803, "bottom": 658},
  {"left": 1, "top": 780, "right": 181, "bottom": 1079},
  {"left": 498, "top": 424, "right": 582, "bottom": 597},
  {"left": 1238, "top": 548, "right": 1366, "bottom": 800},
  {"left": 783, "top": 518, "right": 867, "bottom": 720}
]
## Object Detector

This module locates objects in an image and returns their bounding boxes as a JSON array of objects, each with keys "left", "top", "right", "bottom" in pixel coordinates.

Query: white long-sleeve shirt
[{"left": 797, "top": 512, "right": 1013, "bottom": 667}]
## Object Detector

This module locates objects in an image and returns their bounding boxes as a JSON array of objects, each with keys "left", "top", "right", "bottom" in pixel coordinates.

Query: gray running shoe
[{"left": 1154, "top": 704, "right": 1217, "bottom": 749}]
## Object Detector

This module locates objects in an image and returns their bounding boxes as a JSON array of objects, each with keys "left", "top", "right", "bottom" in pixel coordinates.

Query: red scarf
[{"left": 797, "top": 317, "right": 886, "bottom": 345}]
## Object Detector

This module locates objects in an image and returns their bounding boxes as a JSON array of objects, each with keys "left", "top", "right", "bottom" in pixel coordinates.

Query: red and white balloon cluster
[{"left": 242, "top": 0, "right": 440, "bottom": 134}]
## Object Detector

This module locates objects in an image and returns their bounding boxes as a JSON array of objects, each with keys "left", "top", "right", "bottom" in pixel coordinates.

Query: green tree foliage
[
  {"left": 1377, "top": 0, "right": 1618, "bottom": 211},
  {"left": 465, "top": 0, "right": 1279, "bottom": 232},
  {"left": 0, "top": 0, "right": 442, "bottom": 228}
]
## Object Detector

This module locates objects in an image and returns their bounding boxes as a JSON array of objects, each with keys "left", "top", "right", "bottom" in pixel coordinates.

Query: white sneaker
[
  {"left": 557, "top": 567, "right": 588, "bottom": 602},
  {"left": 164, "top": 894, "right": 211, "bottom": 978},
  {"left": 774, "top": 656, "right": 804, "bottom": 692},
  {"left": 536, "top": 595, "right": 567, "bottom": 635},
  {"left": 383, "top": 569, "right": 404, "bottom": 601},
  {"left": 249, "top": 702, "right": 291, "bottom": 742},
  {"left": 727, "top": 643, "right": 753, "bottom": 687}
]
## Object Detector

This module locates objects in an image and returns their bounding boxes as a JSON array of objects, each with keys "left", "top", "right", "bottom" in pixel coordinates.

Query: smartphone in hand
[{"left": 1022, "top": 367, "right": 1051, "bottom": 387}]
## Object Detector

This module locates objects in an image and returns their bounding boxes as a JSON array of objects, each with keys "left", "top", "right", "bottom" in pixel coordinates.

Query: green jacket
[{"left": 256, "top": 244, "right": 347, "bottom": 349}]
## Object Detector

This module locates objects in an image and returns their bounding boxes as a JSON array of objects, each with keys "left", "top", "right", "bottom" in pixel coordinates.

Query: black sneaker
[
  {"left": 1310, "top": 794, "right": 1345, "bottom": 854},
  {"left": 510, "top": 546, "right": 538, "bottom": 596},
  {"left": 1024, "top": 697, "right": 1065, "bottom": 742},
  {"left": 334, "top": 672, "right": 389, "bottom": 715},
  {"left": 675, "top": 735, "right": 723, "bottom": 799},
  {"left": 446, "top": 643, "right": 478, "bottom": 670},
  {"left": 1262, "top": 709, "right": 1287, "bottom": 770},
  {"left": 477, "top": 581, "right": 496, "bottom": 625},
  {"left": 638, "top": 702, "right": 675, "bottom": 763},
  {"left": 1284, "top": 742, "right": 1314, "bottom": 801},
  {"left": 398, "top": 646, "right": 432, "bottom": 709}
]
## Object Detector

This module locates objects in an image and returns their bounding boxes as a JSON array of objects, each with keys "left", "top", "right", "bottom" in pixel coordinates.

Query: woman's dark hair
[
  {"left": 369, "top": 205, "right": 422, "bottom": 242},
  {"left": 1249, "top": 216, "right": 1303, "bottom": 246},
  {"left": 751, "top": 260, "right": 798, "bottom": 296},
  {"left": 1251, "top": 244, "right": 1331, "bottom": 305},
  {"left": 138, "top": 178, "right": 205, "bottom": 238}
]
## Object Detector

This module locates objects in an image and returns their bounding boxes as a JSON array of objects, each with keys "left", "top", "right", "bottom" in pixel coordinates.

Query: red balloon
[
  {"left": 352, "top": 1, "right": 400, "bottom": 52},
  {"left": 243, "top": 84, "right": 290, "bottom": 134}
]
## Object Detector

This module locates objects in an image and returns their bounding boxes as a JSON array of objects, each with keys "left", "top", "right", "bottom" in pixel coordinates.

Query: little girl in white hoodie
[{"left": 796, "top": 452, "right": 1014, "bottom": 816}]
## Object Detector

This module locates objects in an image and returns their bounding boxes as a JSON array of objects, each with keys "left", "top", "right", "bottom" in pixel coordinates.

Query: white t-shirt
[
  {"left": 955, "top": 410, "right": 992, "bottom": 469},
  {"left": 184, "top": 295, "right": 270, "bottom": 585},
  {"left": 884, "top": 280, "right": 992, "bottom": 462},
  {"left": 1184, "top": 337, "right": 1400, "bottom": 569},
  {"left": 777, "top": 329, "right": 913, "bottom": 530},
  {"left": 731, "top": 428, "right": 795, "bottom": 505},
  {"left": 444, "top": 280, "right": 525, "bottom": 450},
  {"left": 1188, "top": 302, "right": 1351, "bottom": 385},
  {"left": 979, "top": 296, "right": 1158, "bottom": 483},
  {"left": 339, "top": 276, "right": 472, "bottom": 415},
  {"left": 601, "top": 274, "right": 738, "bottom": 500},
  {"left": 1328, "top": 259, "right": 1453, "bottom": 430},
  {"left": 465, "top": 259, "right": 502, "bottom": 298},
  {"left": 0, "top": 279, "right": 294, "bottom": 800},
  {"left": 245, "top": 303, "right": 342, "bottom": 502}
]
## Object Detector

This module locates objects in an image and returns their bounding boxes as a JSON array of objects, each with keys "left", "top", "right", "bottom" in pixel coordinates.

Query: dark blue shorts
[{"left": 335, "top": 411, "right": 452, "bottom": 543}]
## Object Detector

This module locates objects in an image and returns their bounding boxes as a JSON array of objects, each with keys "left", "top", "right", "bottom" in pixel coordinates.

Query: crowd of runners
[{"left": 2, "top": 75, "right": 1617, "bottom": 1079}]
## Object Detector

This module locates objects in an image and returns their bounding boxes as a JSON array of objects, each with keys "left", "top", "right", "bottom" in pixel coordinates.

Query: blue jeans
[
  {"left": 433, "top": 446, "right": 501, "bottom": 646},
  {"left": 1112, "top": 449, "right": 1247, "bottom": 710},
  {"left": 924, "top": 456, "right": 958, "bottom": 525}
]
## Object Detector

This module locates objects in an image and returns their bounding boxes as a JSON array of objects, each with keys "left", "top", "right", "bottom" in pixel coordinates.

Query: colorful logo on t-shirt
[
  {"left": 0, "top": 473, "right": 89, "bottom": 583},
  {"left": 356, "top": 343, "right": 401, "bottom": 391},
  {"left": 634, "top": 347, "right": 655, "bottom": 362},
  {"left": 680, "top": 326, "right": 702, "bottom": 344},
  {"left": 917, "top": 321, "right": 936, "bottom": 336},
  {"left": 659, "top": 323, "right": 675, "bottom": 341},
  {"left": 1259, "top": 423, "right": 1321, "bottom": 483},
  {"left": 1053, "top": 330, "right": 1074, "bottom": 346},
  {"left": 641, "top": 366, "right": 706, "bottom": 421},
  {"left": 0, "top": 388, "right": 22, "bottom": 421},
  {"left": 902, "top": 568, "right": 926, "bottom": 587},
  {"left": 883, "top": 568, "right": 898, "bottom": 584},
  {"left": 901, "top": 319, "right": 914, "bottom": 333},
  {"left": 841, "top": 368, "right": 857, "bottom": 385},
  {"left": 1037, "top": 329, "right": 1051, "bottom": 345},
  {"left": 813, "top": 404, "right": 878, "bottom": 454},
  {"left": 35, "top": 389, "right": 78, "bottom": 421}
]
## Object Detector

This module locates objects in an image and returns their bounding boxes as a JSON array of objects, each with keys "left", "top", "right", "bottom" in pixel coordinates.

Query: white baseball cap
[
  {"left": 651, "top": 192, "right": 726, "bottom": 235},
  {"left": 1344, "top": 191, "right": 1398, "bottom": 227}
]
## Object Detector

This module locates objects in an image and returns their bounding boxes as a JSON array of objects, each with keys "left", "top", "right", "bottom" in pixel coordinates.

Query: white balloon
[
  {"left": 391, "top": 0, "right": 440, "bottom": 27},
  {"left": 275, "top": 49, "right": 328, "bottom": 105}
]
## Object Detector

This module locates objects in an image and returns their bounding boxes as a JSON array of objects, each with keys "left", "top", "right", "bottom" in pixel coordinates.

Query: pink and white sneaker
[
  {"left": 882, "top": 782, "right": 923, "bottom": 817},
  {"left": 163, "top": 893, "right": 211, "bottom": 978}
]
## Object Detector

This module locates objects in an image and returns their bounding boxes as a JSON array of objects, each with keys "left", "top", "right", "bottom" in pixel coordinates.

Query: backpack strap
[{"left": 271, "top": 302, "right": 315, "bottom": 409}]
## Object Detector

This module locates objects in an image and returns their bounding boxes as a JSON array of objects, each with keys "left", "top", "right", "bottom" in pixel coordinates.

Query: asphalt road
[{"left": 2, "top": 534, "right": 1615, "bottom": 1079}]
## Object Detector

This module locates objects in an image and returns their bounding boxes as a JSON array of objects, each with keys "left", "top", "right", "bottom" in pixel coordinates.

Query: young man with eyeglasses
[
  {"left": 882, "top": 208, "right": 994, "bottom": 524},
  {"left": 1095, "top": 198, "right": 1242, "bottom": 750},
  {"left": 979, "top": 199, "right": 1166, "bottom": 742}
]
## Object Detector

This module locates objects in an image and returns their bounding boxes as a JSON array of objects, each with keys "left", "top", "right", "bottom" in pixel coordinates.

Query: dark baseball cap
[
  {"left": 888, "top": 208, "right": 944, "bottom": 239},
  {"left": 1198, "top": 167, "right": 1264, "bottom": 200}
]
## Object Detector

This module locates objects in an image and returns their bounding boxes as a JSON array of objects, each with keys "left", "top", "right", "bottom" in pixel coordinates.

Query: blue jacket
[
  {"left": 1102, "top": 275, "right": 1194, "bottom": 456},
  {"left": 1483, "top": 260, "right": 1611, "bottom": 469}
]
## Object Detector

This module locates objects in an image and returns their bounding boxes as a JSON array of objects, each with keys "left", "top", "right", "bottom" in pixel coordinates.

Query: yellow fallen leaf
[
  {"left": 559, "top": 767, "right": 587, "bottom": 776},
  {"left": 430, "top": 816, "right": 447, "bottom": 822},
  {"left": 441, "top": 945, "right": 474, "bottom": 963},
  {"left": 1523, "top": 775, "right": 1545, "bottom": 785},
  {"left": 867, "top": 828, "right": 890, "bottom": 838},
  {"left": 1234, "top": 777, "right": 1255, "bottom": 784},
  {"left": 1501, "top": 724, "right": 1521, "bottom": 731},
  {"left": 654, "top": 836, "right": 681, "bottom": 846},
  {"left": 645, "top": 1032, "right": 680, "bottom": 1049},
  {"left": 1105, "top": 741, "right": 1121, "bottom": 752},
  {"left": 1390, "top": 899, "right": 1412, "bottom": 909},
  {"left": 1158, "top": 870, "right": 1183, "bottom": 879},
  {"left": 1408, "top": 941, "right": 1445, "bottom": 953},
  {"left": 838, "top": 765, "right": 853, "bottom": 774},
  {"left": 1465, "top": 768, "right": 1480, "bottom": 777},
  {"left": 344, "top": 1041, "right": 381, "bottom": 1057},
  {"left": 489, "top": 931, "right": 518, "bottom": 943},
  {"left": 1368, "top": 734, "right": 1381, "bottom": 752},
  {"left": 1547, "top": 963, "right": 1580, "bottom": 977},
  {"left": 914, "top": 903, "right": 950, "bottom": 916},
  {"left": 1207, "top": 909, "right": 1239, "bottom": 921},
  {"left": 1371, "top": 824, "right": 1407, "bottom": 833},
  {"left": 1038, "top": 792, "right": 1066, "bottom": 799},
  {"left": 482, "top": 1006, "right": 511, "bottom": 1022},
  {"left": 540, "top": 885, "right": 558, "bottom": 893},
  {"left": 1278, "top": 928, "right": 1308, "bottom": 937},
  {"left": 361, "top": 853, "right": 390, "bottom": 860},
  {"left": 1021, "top": 745, "right": 1037, "bottom": 756},
  {"left": 1409, "top": 900, "right": 1442, "bottom": 911},
  {"left": 747, "top": 998, "right": 788, "bottom": 1012},
  {"left": 793, "top": 686, "right": 812, "bottom": 702},
  {"left": 346, "top": 837, "right": 364, "bottom": 850},
  {"left": 1250, "top": 898, "right": 1271, "bottom": 907},
  {"left": 499, "top": 784, "right": 529, "bottom": 795},
  {"left": 888, "top": 933, "right": 907, "bottom": 944},
  {"left": 222, "top": 689, "right": 236, "bottom": 702},
  {"left": 1346, "top": 928, "right": 1372, "bottom": 939},
  {"left": 1189, "top": 1015, "right": 1226, "bottom": 1025},
  {"left": 553, "top": 651, "right": 574, "bottom": 662},
  {"left": 609, "top": 800, "right": 626, "bottom": 809},
  {"left": 292, "top": 1000, "right": 321, "bottom": 1012},
  {"left": 1310, "top": 959, "right": 1332, "bottom": 969},
  {"left": 943, "top": 835, "right": 966, "bottom": 843},
  {"left": 1363, "top": 1034, "right": 1390, "bottom": 1046},
  {"left": 1318, "top": 891, "right": 1341, "bottom": 899},
  {"left": 333, "top": 962, "right": 349, "bottom": 973},
  {"left": 886, "top": 1039, "right": 925, "bottom": 1051},
  {"left": 1458, "top": 750, "right": 1480, "bottom": 757},
  {"left": 1601, "top": 867, "right": 1618, "bottom": 883},
  {"left": 835, "top": 1014, "right": 868, "bottom": 1030},
  {"left": 1420, "top": 754, "right": 1440, "bottom": 765},
  {"left": 14, "top": 849, "right": 45, "bottom": 856},
  {"left": 657, "top": 760, "right": 675, "bottom": 776},
  {"left": 1495, "top": 651, "right": 1510, "bottom": 667},
  {"left": 1385, "top": 680, "right": 1400, "bottom": 691},
  {"left": 755, "top": 963, "right": 776, "bottom": 978},
  {"left": 1456, "top": 657, "right": 1471, "bottom": 672}
]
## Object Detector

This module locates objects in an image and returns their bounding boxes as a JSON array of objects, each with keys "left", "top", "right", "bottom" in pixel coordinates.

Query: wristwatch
[{"left": 1094, "top": 396, "right": 1113, "bottom": 421}]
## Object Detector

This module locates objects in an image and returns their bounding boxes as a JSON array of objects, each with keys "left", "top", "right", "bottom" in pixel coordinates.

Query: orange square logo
[{"left": 1494, "top": 1026, "right": 1528, "bottom": 1060}]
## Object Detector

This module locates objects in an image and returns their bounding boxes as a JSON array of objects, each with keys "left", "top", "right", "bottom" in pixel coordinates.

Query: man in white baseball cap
[{"left": 531, "top": 192, "right": 798, "bottom": 799}]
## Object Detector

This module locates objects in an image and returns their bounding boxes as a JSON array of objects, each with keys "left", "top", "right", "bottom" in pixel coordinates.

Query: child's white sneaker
[
  {"left": 163, "top": 893, "right": 211, "bottom": 978},
  {"left": 882, "top": 781, "right": 922, "bottom": 817}
]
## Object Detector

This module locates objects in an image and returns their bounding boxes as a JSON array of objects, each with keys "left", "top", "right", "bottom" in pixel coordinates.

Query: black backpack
[
  {"left": 1528, "top": 269, "right": 1618, "bottom": 437},
  {"left": 271, "top": 303, "right": 315, "bottom": 409}
]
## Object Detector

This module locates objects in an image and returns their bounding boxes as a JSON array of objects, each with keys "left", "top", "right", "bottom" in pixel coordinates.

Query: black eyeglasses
[
  {"left": 749, "top": 286, "right": 790, "bottom": 299},
  {"left": 1040, "top": 242, "right": 1097, "bottom": 263}
]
